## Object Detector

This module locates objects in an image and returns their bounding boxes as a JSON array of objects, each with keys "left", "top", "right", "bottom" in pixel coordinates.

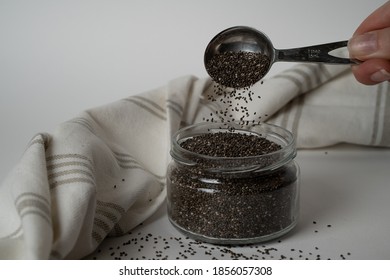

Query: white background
[{"left": 0, "top": 0, "right": 387, "bottom": 180}]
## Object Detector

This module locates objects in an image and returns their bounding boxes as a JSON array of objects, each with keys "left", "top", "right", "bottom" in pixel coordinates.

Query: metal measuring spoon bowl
[{"left": 204, "top": 26, "right": 359, "bottom": 88}]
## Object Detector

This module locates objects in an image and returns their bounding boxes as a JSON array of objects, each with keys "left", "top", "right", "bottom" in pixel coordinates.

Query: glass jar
[{"left": 166, "top": 122, "right": 300, "bottom": 245}]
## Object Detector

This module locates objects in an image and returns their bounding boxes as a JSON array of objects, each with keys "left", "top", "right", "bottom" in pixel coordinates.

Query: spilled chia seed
[{"left": 167, "top": 131, "right": 298, "bottom": 242}]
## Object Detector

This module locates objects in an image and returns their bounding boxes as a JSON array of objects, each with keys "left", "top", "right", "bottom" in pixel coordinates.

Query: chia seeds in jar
[{"left": 167, "top": 122, "right": 300, "bottom": 245}]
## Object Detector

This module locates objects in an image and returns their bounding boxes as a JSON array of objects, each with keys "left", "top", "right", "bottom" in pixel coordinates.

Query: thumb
[{"left": 348, "top": 27, "right": 390, "bottom": 60}]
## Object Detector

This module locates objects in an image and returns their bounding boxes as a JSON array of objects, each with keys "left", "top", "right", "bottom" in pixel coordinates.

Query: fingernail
[
  {"left": 348, "top": 33, "right": 377, "bottom": 57},
  {"left": 371, "top": 69, "right": 390, "bottom": 83}
]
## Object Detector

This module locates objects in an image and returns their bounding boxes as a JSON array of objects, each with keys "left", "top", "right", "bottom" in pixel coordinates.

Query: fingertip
[
  {"left": 351, "top": 59, "right": 390, "bottom": 85},
  {"left": 351, "top": 65, "right": 377, "bottom": 85},
  {"left": 371, "top": 68, "right": 390, "bottom": 83}
]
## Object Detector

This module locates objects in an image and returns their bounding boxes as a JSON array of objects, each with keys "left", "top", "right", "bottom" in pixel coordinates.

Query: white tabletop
[{"left": 85, "top": 145, "right": 390, "bottom": 260}]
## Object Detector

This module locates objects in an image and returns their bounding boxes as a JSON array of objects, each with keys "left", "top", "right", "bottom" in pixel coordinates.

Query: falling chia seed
[
  {"left": 167, "top": 45, "right": 298, "bottom": 244},
  {"left": 204, "top": 51, "right": 270, "bottom": 129},
  {"left": 167, "top": 128, "right": 299, "bottom": 244}
]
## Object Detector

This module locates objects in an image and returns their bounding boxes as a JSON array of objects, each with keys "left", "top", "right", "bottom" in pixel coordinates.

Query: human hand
[{"left": 348, "top": 1, "right": 390, "bottom": 85}]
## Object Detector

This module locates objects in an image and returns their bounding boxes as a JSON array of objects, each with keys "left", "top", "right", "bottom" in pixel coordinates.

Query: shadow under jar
[{"left": 167, "top": 122, "right": 300, "bottom": 245}]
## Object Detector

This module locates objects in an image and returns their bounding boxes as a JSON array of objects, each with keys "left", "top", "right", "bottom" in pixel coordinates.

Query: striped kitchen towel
[{"left": 0, "top": 64, "right": 389, "bottom": 259}]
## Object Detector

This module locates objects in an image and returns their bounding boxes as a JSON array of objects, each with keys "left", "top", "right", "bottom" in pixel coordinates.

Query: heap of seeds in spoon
[{"left": 204, "top": 50, "right": 271, "bottom": 127}]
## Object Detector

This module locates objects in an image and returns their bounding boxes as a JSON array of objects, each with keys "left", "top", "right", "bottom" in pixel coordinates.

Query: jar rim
[{"left": 170, "top": 122, "right": 296, "bottom": 172}]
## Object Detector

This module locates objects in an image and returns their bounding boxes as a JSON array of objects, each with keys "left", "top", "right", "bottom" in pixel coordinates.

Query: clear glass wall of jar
[{"left": 167, "top": 122, "right": 300, "bottom": 245}]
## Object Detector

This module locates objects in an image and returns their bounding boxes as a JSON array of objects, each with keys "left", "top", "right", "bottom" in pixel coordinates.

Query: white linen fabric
[{"left": 1, "top": 63, "right": 389, "bottom": 259}]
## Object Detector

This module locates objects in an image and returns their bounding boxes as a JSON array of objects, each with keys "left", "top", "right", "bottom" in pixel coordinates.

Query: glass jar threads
[{"left": 167, "top": 122, "right": 300, "bottom": 245}]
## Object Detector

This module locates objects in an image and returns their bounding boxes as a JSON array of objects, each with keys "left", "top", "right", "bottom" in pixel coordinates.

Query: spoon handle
[{"left": 275, "top": 40, "right": 360, "bottom": 65}]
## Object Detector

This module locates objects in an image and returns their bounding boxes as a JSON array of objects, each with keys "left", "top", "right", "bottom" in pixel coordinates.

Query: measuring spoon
[{"left": 204, "top": 26, "right": 359, "bottom": 87}]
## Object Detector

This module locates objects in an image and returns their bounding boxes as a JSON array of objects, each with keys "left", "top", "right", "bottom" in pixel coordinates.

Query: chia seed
[
  {"left": 205, "top": 51, "right": 270, "bottom": 89},
  {"left": 204, "top": 51, "right": 270, "bottom": 129},
  {"left": 180, "top": 132, "right": 280, "bottom": 158},
  {"left": 167, "top": 124, "right": 299, "bottom": 244},
  {"left": 171, "top": 40, "right": 299, "bottom": 245}
]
